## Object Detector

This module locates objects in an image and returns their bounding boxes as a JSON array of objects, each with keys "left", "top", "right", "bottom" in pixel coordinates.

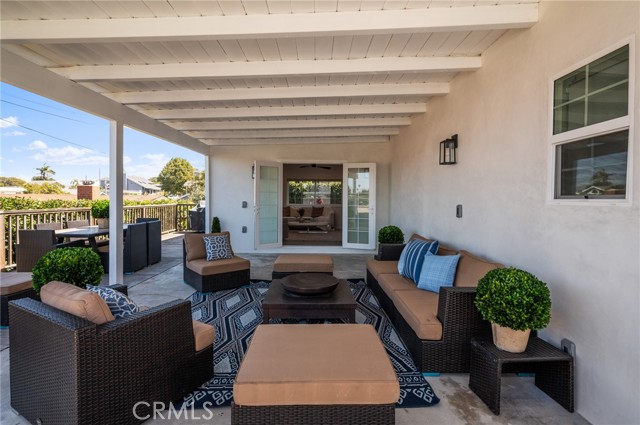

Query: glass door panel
[
  {"left": 342, "top": 163, "right": 376, "bottom": 249},
  {"left": 254, "top": 161, "right": 282, "bottom": 249}
]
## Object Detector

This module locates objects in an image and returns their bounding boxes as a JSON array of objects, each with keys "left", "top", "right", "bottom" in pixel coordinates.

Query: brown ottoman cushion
[
  {"left": 0, "top": 273, "right": 33, "bottom": 296},
  {"left": 234, "top": 324, "right": 399, "bottom": 406},
  {"left": 273, "top": 254, "right": 333, "bottom": 274}
]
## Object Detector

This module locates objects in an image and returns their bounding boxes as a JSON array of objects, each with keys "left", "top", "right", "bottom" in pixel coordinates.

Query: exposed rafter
[
  {"left": 165, "top": 117, "right": 413, "bottom": 130},
  {"left": 145, "top": 104, "right": 426, "bottom": 119},
  {"left": 188, "top": 127, "right": 399, "bottom": 139},
  {"left": 106, "top": 83, "right": 449, "bottom": 104},
  {"left": 50, "top": 57, "right": 481, "bottom": 82},
  {"left": 1, "top": 5, "right": 538, "bottom": 44},
  {"left": 202, "top": 136, "right": 390, "bottom": 146}
]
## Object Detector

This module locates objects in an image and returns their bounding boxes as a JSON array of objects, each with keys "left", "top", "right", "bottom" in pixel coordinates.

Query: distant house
[
  {"left": 0, "top": 186, "right": 26, "bottom": 195},
  {"left": 99, "top": 174, "right": 161, "bottom": 195}
]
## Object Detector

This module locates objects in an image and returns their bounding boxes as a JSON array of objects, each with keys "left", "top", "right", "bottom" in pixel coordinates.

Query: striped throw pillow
[
  {"left": 397, "top": 239, "right": 439, "bottom": 283},
  {"left": 417, "top": 252, "right": 461, "bottom": 293}
]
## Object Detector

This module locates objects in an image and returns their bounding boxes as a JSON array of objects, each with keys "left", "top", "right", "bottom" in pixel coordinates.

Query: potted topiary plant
[
  {"left": 91, "top": 199, "right": 109, "bottom": 228},
  {"left": 211, "top": 216, "right": 221, "bottom": 233},
  {"left": 475, "top": 267, "right": 552, "bottom": 353},
  {"left": 32, "top": 247, "right": 104, "bottom": 294},
  {"left": 378, "top": 225, "right": 404, "bottom": 244}
]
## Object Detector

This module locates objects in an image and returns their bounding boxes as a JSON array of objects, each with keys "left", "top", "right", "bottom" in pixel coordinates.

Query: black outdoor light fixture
[{"left": 439, "top": 134, "right": 458, "bottom": 165}]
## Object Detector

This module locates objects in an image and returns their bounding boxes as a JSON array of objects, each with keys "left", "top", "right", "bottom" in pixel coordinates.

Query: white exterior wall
[
  {"left": 210, "top": 142, "right": 392, "bottom": 252},
  {"left": 390, "top": 2, "right": 639, "bottom": 423}
]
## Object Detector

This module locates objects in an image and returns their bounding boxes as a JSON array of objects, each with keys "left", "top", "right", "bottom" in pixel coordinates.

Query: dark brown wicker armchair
[
  {"left": 9, "top": 286, "right": 212, "bottom": 425},
  {"left": 15, "top": 229, "right": 86, "bottom": 272}
]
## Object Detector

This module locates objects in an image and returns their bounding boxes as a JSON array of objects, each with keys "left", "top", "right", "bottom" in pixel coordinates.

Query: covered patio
[{"left": 1, "top": 1, "right": 639, "bottom": 424}]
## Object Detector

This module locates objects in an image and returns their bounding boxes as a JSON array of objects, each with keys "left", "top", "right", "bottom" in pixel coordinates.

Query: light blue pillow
[
  {"left": 86, "top": 285, "right": 139, "bottom": 318},
  {"left": 203, "top": 234, "right": 233, "bottom": 261},
  {"left": 417, "top": 252, "right": 461, "bottom": 293},
  {"left": 397, "top": 239, "right": 439, "bottom": 283}
]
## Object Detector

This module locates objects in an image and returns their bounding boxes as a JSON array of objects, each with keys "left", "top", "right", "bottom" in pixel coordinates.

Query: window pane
[
  {"left": 557, "top": 130, "right": 628, "bottom": 198},
  {"left": 554, "top": 98, "right": 585, "bottom": 134},
  {"left": 588, "top": 46, "right": 629, "bottom": 93},
  {"left": 288, "top": 180, "right": 342, "bottom": 205},
  {"left": 554, "top": 69, "right": 586, "bottom": 106},
  {"left": 587, "top": 81, "right": 628, "bottom": 126}
]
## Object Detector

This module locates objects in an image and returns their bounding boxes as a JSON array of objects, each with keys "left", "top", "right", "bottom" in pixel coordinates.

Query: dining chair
[
  {"left": 96, "top": 222, "right": 148, "bottom": 273},
  {"left": 136, "top": 218, "right": 162, "bottom": 265},
  {"left": 66, "top": 219, "right": 89, "bottom": 229}
]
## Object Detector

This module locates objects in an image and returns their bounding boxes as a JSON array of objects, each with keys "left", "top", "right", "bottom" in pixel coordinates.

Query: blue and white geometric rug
[{"left": 181, "top": 279, "right": 440, "bottom": 408}]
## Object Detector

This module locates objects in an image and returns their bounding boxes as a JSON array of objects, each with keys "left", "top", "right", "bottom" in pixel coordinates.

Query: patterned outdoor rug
[{"left": 181, "top": 279, "right": 440, "bottom": 409}]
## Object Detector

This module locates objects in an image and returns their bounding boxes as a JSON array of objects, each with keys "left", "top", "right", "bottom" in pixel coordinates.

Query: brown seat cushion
[
  {"left": 234, "top": 324, "right": 399, "bottom": 406},
  {"left": 377, "top": 273, "right": 417, "bottom": 300},
  {"left": 311, "top": 206, "right": 324, "bottom": 217},
  {"left": 366, "top": 259, "right": 399, "bottom": 281},
  {"left": 40, "top": 281, "right": 114, "bottom": 324},
  {"left": 186, "top": 256, "right": 250, "bottom": 276},
  {"left": 184, "top": 232, "right": 234, "bottom": 261},
  {"left": 454, "top": 250, "right": 503, "bottom": 287},
  {"left": 0, "top": 272, "right": 33, "bottom": 295},
  {"left": 392, "top": 289, "right": 442, "bottom": 340},
  {"left": 273, "top": 254, "right": 333, "bottom": 273},
  {"left": 192, "top": 320, "right": 216, "bottom": 352}
]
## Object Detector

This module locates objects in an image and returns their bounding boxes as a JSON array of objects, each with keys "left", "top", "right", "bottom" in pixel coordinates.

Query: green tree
[
  {"left": 33, "top": 163, "right": 55, "bottom": 181},
  {"left": 23, "top": 182, "right": 65, "bottom": 194},
  {"left": 184, "top": 170, "right": 205, "bottom": 202},
  {"left": 0, "top": 177, "right": 27, "bottom": 187},
  {"left": 157, "top": 157, "right": 195, "bottom": 196}
]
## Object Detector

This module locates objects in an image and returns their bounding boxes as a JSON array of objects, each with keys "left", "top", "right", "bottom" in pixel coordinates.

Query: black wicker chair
[
  {"left": 16, "top": 230, "right": 88, "bottom": 272},
  {"left": 8, "top": 285, "right": 213, "bottom": 425},
  {"left": 96, "top": 222, "right": 148, "bottom": 273},
  {"left": 136, "top": 218, "right": 162, "bottom": 265}
]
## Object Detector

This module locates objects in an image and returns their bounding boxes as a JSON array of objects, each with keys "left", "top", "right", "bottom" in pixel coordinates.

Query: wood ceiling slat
[
  {"left": 200, "top": 41, "right": 230, "bottom": 62},
  {"left": 266, "top": 1, "right": 292, "bottom": 14},
  {"left": 0, "top": 1, "right": 38, "bottom": 20},
  {"left": 383, "top": 33, "right": 411, "bottom": 57},
  {"left": 242, "top": 0, "right": 270, "bottom": 14},
  {"left": 296, "top": 37, "right": 316, "bottom": 61},
  {"left": 291, "top": 0, "right": 315, "bottom": 13},
  {"left": 218, "top": 1, "right": 247, "bottom": 16},
  {"left": 349, "top": 35, "right": 373, "bottom": 59},
  {"left": 119, "top": 1, "right": 156, "bottom": 18},
  {"left": 257, "top": 39, "right": 281, "bottom": 61},
  {"left": 418, "top": 32, "right": 450, "bottom": 56},
  {"left": 142, "top": 1, "right": 178, "bottom": 17},
  {"left": 435, "top": 31, "right": 470, "bottom": 56},
  {"left": 315, "top": 36, "right": 334, "bottom": 60},
  {"left": 167, "top": 1, "right": 221, "bottom": 17},
  {"left": 406, "top": 0, "right": 433, "bottom": 8},
  {"left": 314, "top": 0, "right": 337, "bottom": 12},
  {"left": 401, "top": 33, "right": 430, "bottom": 57},
  {"left": 276, "top": 38, "right": 298, "bottom": 60},
  {"left": 218, "top": 40, "right": 248, "bottom": 61},
  {"left": 238, "top": 39, "right": 264, "bottom": 61},
  {"left": 367, "top": 34, "right": 392, "bottom": 57},
  {"left": 337, "top": 1, "right": 362, "bottom": 12},
  {"left": 332, "top": 35, "right": 353, "bottom": 59},
  {"left": 94, "top": 1, "right": 135, "bottom": 18},
  {"left": 182, "top": 42, "right": 213, "bottom": 63},
  {"left": 451, "top": 30, "right": 490, "bottom": 55},
  {"left": 160, "top": 41, "right": 195, "bottom": 63},
  {"left": 382, "top": 0, "right": 409, "bottom": 10},
  {"left": 467, "top": 29, "right": 506, "bottom": 55},
  {"left": 360, "top": 0, "right": 386, "bottom": 11}
]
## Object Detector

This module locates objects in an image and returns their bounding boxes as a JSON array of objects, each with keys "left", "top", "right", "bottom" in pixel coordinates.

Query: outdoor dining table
[{"left": 56, "top": 225, "right": 128, "bottom": 250}]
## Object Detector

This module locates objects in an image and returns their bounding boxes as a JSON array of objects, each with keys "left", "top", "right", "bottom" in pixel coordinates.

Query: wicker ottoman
[
  {"left": 232, "top": 324, "right": 399, "bottom": 425},
  {"left": 272, "top": 254, "right": 333, "bottom": 279},
  {"left": 1, "top": 272, "right": 36, "bottom": 327}
]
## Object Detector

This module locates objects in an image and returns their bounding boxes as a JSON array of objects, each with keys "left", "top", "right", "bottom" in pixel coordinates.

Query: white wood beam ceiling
[
  {"left": 1, "top": 5, "right": 538, "bottom": 44},
  {"left": 0, "top": 3, "right": 539, "bottom": 147}
]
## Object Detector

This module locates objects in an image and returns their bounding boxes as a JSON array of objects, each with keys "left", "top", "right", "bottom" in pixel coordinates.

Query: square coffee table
[{"left": 262, "top": 278, "right": 356, "bottom": 323}]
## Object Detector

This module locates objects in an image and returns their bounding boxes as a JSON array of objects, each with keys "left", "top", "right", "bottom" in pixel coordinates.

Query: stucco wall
[
  {"left": 390, "top": 2, "right": 639, "bottom": 423},
  {"left": 209, "top": 142, "right": 392, "bottom": 252}
]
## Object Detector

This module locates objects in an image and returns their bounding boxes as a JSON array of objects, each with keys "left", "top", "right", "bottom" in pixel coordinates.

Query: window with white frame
[{"left": 552, "top": 44, "right": 630, "bottom": 199}]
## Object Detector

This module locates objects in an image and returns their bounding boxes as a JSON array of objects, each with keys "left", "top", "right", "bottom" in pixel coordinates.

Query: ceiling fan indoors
[{"left": 299, "top": 164, "right": 331, "bottom": 170}]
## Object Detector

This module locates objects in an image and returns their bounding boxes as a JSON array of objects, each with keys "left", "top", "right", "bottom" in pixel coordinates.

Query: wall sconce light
[{"left": 439, "top": 134, "right": 458, "bottom": 165}]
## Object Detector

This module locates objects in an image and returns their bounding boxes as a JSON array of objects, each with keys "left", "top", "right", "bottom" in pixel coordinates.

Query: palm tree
[{"left": 34, "top": 163, "right": 55, "bottom": 181}]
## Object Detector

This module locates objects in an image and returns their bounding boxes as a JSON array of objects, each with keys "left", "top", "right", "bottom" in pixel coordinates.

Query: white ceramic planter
[{"left": 492, "top": 322, "right": 531, "bottom": 353}]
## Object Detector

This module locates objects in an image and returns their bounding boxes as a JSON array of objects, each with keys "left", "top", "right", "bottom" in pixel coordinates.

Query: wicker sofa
[
  {"left": 366, "top": 234, "right": 503, "bottom": 373},
  {"left": 9, "top": 283, "right": 213, "bottom": 425},
  {"left": 183, "top": 232, "right": 250, "bottom": 292}
]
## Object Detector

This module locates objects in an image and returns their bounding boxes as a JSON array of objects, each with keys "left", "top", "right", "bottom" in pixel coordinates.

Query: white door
[
  {"left": 254, "top": 161, "right": 282, "bottom": 249},
  {"left": 342, "top": 163, "right": 376, "bottom": 250}
]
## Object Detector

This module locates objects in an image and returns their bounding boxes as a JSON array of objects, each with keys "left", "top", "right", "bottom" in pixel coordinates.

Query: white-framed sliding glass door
[
  {"left": 342, "top": 163, "right": 376, "bottom": 250},
  {"left": 254, "top": 161, "right": 282, "bottom": 249}
]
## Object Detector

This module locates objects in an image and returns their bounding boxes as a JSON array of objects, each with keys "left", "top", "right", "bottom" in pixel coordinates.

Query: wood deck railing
[{"left": 1, "top": 203, "right": 195, "bottom": 271}]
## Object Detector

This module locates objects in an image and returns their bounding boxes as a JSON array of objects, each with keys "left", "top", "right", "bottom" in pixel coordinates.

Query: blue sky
[{"left": 0, "top": 82, "right": 205, "bottom": 186}]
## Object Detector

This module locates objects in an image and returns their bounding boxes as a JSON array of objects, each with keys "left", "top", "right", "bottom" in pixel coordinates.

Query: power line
[
  {"left": 1, "top": 99, "right": 88, "bottom": 123},
  {"left": 1, "top": 91, "right": 84, "bottom": 116},
  {"left": 0, "top": 118, "right": 106, "bottom": 155}
]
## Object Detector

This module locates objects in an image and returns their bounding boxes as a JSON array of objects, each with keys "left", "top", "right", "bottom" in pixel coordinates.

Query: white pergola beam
[
  {"left": 50, "top": 57, "right": 481, "bottom": 82},
  {"left": 203, "top": 136, "right": 390, "bottom": 146},
  {"left": 107, "top": 83, "right": 449, "bottom": 104},
  {"left": 1, "top": 5, "right": 538, "bottom": 44},
  {"left": 0, "top": 49, "right": 208, "bottom": 155},
  {"left": 145, "top": 103, "right": 426, "bottom": 119},
  {"left": 189, "top": 127, "right": 399, "bottom": 139},
  {"left": 165, "top": 117, "right": 413, "bottom": 130}
]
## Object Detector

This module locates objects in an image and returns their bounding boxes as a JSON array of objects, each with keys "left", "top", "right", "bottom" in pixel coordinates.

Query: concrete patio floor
[{"left": 1, "top": 233, "right": 589, "bottom": 425}]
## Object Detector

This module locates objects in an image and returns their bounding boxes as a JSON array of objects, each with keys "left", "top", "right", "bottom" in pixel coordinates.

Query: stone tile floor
[{"left": 0, "top": 233, "right": 590, "bottom": 425}]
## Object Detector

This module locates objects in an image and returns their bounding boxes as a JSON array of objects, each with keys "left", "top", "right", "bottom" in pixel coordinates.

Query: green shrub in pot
[
  {"left": 475, "top": 267, "right": 551, "bottom": 352},
  {"left": 377, "top": 225, "right": 404, "bottom": 244},
  {"left": 91, "top": 199, "right": 109, "bottom": 219},
  {"left": 32, "top": 247, "right": 104, "bottom": 294}
]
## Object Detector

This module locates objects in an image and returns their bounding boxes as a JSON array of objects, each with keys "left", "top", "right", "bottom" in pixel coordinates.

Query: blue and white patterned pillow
[
  {"left": 203, "top": 234, "right": 233, "bottom": 261},
  {"left": 397, "top": 239, "right": 440, "bottom": 283},
  {"left": 86, "top": 285, "right": 139, "bottom": 318},
  {"left": 417, "top": 252, "right": 461, "bottom": 293}
]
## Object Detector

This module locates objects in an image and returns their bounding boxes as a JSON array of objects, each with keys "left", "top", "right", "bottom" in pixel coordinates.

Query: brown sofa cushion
[
  {"left": 366, "top": 259, "right": 399, "bottom": 281},
  {"left": 184, "top": 231, "right": 234, "bottom": 261},
  {"left": 40, "top": 281, "right": 114, "bottom": 324},
  {"left": 273, "top": 254, "right": 333, "bottom": 273},
  {"left": 192, "top": 320, "right": 216, "bottom": 352},
  {"left": 311, "top": 206, "right": 324, "bottom": 217},
  {"left": 377, "top": 273, "right": 417, "bottom": 300},
  {"left": 454, "top": 250, "right": 503, "bottom": 287},
  {"left": 392, "top": 289, "right": 442, "bottom": 340},
  {"left": 186, "top": 256, "right": 250, "bottom": 276},
  {"left": 0, "top": 272, "right": 33, "bottom": 295},
  {"left": 234, "top": 324, "right": 399, "bottom": 406}
]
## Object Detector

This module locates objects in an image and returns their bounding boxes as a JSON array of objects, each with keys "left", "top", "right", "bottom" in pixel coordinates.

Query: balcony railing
[{"left": 1, "top": 203, "right": 195, "bottom": 271}]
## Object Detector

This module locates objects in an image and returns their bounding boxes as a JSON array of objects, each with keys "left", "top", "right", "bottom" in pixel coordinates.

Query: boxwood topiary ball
[{"left": 32, "top": 247, "right": 104, "bottom": 294}]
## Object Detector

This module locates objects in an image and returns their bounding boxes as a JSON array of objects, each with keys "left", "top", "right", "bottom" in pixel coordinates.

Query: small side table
[{"left": 469, "top": 337, "right": 574, "bottom": 415}]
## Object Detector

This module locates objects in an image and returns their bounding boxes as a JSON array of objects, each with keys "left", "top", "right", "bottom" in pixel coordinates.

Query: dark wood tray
[{"left": 281, "top": 274, "right": 339, "bottom": 296}]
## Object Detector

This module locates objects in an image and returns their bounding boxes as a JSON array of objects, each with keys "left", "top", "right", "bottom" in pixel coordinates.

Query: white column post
[
  {"left": 204, "top": 153, "right": 213, "bottom": 233},
  {"left": 108, "top": 121, "right": 124, "bottom": 285}
]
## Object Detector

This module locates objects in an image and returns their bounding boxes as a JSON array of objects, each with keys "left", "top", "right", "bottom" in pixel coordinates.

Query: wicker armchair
[
  {"left": 136, "top": 218, "right": 162, "bottom": 265},
  {"left": 15, "top": 230, "right": 85, "bottom": 272},
  {"left": 96, "top": 222, "right": 148, "bottom": 273},
  {"left": 9, "top": 286, "right": 213, "bottom": 425}
]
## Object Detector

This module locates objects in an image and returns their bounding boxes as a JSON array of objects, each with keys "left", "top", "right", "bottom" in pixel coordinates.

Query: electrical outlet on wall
[{"left": 561, "top": 338, "right": 576, "bottom": 358}]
